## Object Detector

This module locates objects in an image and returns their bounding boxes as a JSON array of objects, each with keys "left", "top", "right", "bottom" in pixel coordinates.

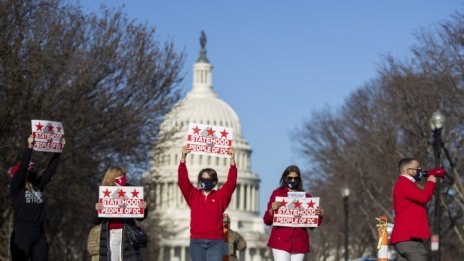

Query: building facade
[{"left": 142, "top": 33, "right": 271, "bottom": 261}]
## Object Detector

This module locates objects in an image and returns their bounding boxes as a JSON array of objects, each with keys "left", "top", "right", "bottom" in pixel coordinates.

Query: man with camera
[{"left": 391, "top": 157, "right": 438, "bottom": 261}]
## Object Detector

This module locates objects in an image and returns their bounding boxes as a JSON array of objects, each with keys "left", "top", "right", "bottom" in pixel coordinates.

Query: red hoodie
[{"left": 178, "top": 162, "right": 237, "bottom": 239}]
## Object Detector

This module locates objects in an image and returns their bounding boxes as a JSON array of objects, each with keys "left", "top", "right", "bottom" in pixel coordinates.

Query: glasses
[{"left": 286, "top": 176, "right": 300, "bottom": 181}]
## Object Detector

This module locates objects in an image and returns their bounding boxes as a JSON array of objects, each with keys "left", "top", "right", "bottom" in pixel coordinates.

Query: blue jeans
[{"left": 189, "top": 239, "right": 224, "bottom": 261}]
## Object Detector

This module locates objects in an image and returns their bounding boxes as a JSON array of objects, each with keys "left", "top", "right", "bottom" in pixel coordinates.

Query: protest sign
[
  {"left": 186, "top": 123, "right": 233, "bottom": 158},
  {"left": 31, "top": 120, "right": 64, "bottom": 153},
  {"left": 273, "top": 196, "right": 320, "bottom": 227},
  {"left": 98, "top": 186, "right": 145, "bottom": 218}
]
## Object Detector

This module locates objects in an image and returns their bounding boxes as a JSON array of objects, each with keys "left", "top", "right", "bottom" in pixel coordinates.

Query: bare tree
[
  {"left": 298, "top": 12, "right": 464, "bottom": 260},
  {"left": 0, "top": 0, "right": 184, "bottom": 260}
]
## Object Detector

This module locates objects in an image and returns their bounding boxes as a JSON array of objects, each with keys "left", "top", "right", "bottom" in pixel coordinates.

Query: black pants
[
  {"left": 394, "top": 240, "right": 427, "bottom": 261},
  {"left": 10, "top": 225, "right": 48, "bottom": 261}
]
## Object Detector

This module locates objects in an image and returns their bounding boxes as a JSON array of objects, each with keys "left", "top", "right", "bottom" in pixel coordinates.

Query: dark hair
[
  {"left": 279, "top": 165, "right": 303, "bottom": 191},
  {"left": 197, "top": 168, "right": 218, "bottom": 184},
  {"left": 398, "top": 157, "right": 417, "bottom": 171}
]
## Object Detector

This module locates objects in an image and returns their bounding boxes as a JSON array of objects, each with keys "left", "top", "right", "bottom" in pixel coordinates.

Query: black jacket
[
  {"left": 95, "top": 184, "right": 148, "bottom": 261},
  {"left": 10, "top": 148, "right": 61, "bottom": 226}
]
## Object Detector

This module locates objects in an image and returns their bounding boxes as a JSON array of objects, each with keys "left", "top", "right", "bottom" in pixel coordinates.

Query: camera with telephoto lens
[{"left": 416, "top": 167, "right": 445, "bottom": 181}]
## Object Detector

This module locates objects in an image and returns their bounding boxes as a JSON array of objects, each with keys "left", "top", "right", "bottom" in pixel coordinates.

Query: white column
[
  {"left": 250, "top": 185, "right": 255, "bottom": 212},
  {"left": 181, "top": 246, "right": 186, "bottom": 261},
  {"left": 170, "top": 246, "right": 175, "bottom": 260},
  {"left": 158, "top": 246, "right": 164, "bottom": 261},
  {"left": 239, "top": 184, "right": 244, "bottom": 211},
  {"left": 162, "top": 183, "right": 166, "bottom": 207},
  {"left": 169, "top": 183, "right": 173, "bottom": 207},
  {"left": 155, "top": 184, "right": 160, "bottom": 208},
  {"left": 255, "top": 185, "right": 259, "bottom": 212},
  {"left": 176, "top": 185, "right": 180, "bottom": 208},
  {"left": 230, "top": 190, "right": 236, "bottom": 210},
  {"left": 247, "top": 184, "right": 253, "bottom": 210},
  {"left": 245, "top": 248, "right": 251, "bottom": 261}
]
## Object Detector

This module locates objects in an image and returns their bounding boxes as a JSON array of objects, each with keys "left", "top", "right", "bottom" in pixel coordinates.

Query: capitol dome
[
  {"left": 142, "top": 32, "right": 270, "bottom": 261},
  {"left": 172, "top": 90, "right": 243, "bottom": 139}
]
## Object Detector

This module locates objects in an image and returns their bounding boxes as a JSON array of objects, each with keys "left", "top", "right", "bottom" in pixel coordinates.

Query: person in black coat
[
  {"left": 9, "top": 134, "right": 65, "bottom": 261},
  {"left": 94, "top": 167, "right": 148, "bottom": 261}
]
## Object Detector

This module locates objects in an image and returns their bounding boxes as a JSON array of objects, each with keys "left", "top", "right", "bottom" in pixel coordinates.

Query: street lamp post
[
  {"left": 430, "top": 110, "right": 445, "bottom": 261},
  {"left": 341, "top": 187, "right": 350, "bottom": 261}
]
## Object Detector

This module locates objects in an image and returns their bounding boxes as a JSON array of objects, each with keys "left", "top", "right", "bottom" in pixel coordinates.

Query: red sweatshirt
[
  {"left": 391, "top": 176, "right": 436, "bottom": 244},
  {"left": 178, "top": 162, "right": 237, "bottom": 239},
  {"left": 263, "top": 187, "right": 323, "bottom": 253}
]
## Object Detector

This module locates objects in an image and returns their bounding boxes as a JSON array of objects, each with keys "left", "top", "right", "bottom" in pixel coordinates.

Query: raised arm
[
  {"left": 10, "top": 136, "right": 34, "bottom": 195},
  {"left": 178, "top": 146, "right": 195, "bottom": 206},
  {"left": 39, "top": 137, "right": 65, "bottom": 191},
  {"left": 403, "top": 179, "right": 436, "bottom": 205},
  {"left": 220, "top": 148, "right": 237, "bottom": 208}
]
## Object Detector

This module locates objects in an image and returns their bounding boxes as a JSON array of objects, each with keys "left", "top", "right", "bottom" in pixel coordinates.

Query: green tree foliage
[{"left": 0, "top": 0, "right": 184, "bottom": 259}]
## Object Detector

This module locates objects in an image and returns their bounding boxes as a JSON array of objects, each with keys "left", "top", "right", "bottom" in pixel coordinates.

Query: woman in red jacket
[
  {"left": 178, "top": 146, "right": 237, "bottom": 261},
  {"left": 263, "top": 165, "right": 324, "bottom": 261}
]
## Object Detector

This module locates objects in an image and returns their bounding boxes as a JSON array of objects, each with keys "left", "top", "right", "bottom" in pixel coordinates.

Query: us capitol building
[{"left": 142, "top": 32, "right": 271, "bottom": 261}]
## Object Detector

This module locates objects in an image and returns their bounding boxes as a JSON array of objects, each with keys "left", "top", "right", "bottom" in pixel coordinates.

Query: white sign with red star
[
  {"left": 186, "top": 123, "right": 234, "bottom": 158},
  {"left": 273, "top": 196, "right": 320, "bottom": 227},
  {"left": 31, "top": 120, "right": 64, "bottom": 153},
  {"left": 98, "top": 186, "right": 145, "bottom": 218}
]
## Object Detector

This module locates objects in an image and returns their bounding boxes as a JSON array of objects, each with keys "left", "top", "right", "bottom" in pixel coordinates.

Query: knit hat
[
  {"left": 7, "top": 161, "right": 37, "bottom": 177},
  {"left": 7, "top": 163, "right": 20, "bottom": 178}
]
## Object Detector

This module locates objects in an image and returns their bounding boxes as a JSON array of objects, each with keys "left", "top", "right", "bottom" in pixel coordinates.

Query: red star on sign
[
  {"left": 294, "top": 200, "right": 302, "bottom": 208},
  {"left": 192, "top": 126, "right": 201, "bottom": 134},
  {"left": 280, "top": 199, "right": 287, "bottom": 208},
  {"left": 47, "top": 124, "right": 54, "bottom": 132},
  {"left": 207, "top": 128, "right": 215, "bottom": 136},
  {"left": 102, "top": 188, "right": 111, "bottom": 197},
  {"left": 35, "top": 122, "right": 44, "bottom": 131},
  {"left": 131, "top": 189, "right": 140, "bottom": 198},
  {"left": 56, "top": 126, "right": 62, "bottom": 133},
  {"left": 220, "top": 129, "right": 229, "bottom": 138},
  {"left": 117, "top": 189, "right": 126, "bottom": 198},
  {"left": 307, "top": 200, "right": 315, "bottom": 208}
]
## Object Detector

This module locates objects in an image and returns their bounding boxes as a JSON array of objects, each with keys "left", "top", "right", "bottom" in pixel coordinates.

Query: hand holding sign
[
  {"left": 28, "top": 135, "right": 34, "bottom": 149},
  {"left": 181, "top": 145, "right": 192, "bottom": 163},
  {"left": 315, "top": 206, "right": 324, "bottom": 216},
  {"left": 95, "top": 203, "right": 103, "bottom": 211},
  {"left": 229, "top": 147, "right": 236, "bottom": 165}
]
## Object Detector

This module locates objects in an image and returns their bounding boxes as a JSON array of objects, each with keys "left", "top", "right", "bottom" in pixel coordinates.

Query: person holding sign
[
  {"left": 263, "top": 165, "right": 324, "bottom": 261},
  {"left": 94, "top": 167, "right": 148, "bottom": 261},
  {"left": 9, "top": 134, "right": 65, "bottom": 261},
  {"left": 178, "top": 145, "right": 237, "bottom": 261}
]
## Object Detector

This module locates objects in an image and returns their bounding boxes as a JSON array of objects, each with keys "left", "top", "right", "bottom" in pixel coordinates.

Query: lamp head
[{"left": 430, "top": 110, "right": 445, "bottom": 131}]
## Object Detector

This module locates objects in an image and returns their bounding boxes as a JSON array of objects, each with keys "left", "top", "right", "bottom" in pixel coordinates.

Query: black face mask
[
  {"left": 285, "top": 177, "right": 300, "bottom": 189},
  {"left": 200, "top": 179, "right": 215, "bottom": 190},
  {"left": 414, "top": 168, "right": 427, "bottom": 182}
]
